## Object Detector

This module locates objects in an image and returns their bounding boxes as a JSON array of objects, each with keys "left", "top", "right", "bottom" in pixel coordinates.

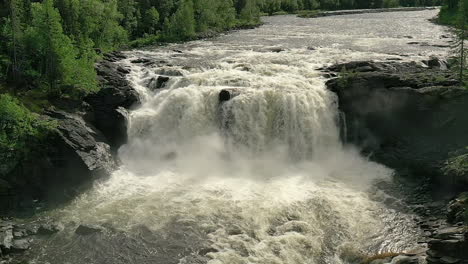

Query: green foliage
[
  {"left": 0, "top": 94, "right": 55, "bottom": 177},
  {"left": 23, "top": 0, "right": 97, "bottom": 97},
  {"left": 163, "top": 0, "right": 196, "bottom": 41},
  {"left": 239, "top": 0, "right": 261, "bottom": 25},
  {"left": 128, "top": 34, "right": 161, "bottom": 48},
  {"left": 449, "top": 0, "right": 468, "bottom": 85},
  {"left": 0, "top": 0, "right": 262, "bottom": 101},
  {"left": 297, "top": 9, "right": 321, "bottom": 17},
  {"left": 258, "top": 0, "right": 441, "bottom": 15},
  {"left": 443, "top": 148, "right": 468, "bottom": 185},
  {"left": 143, "top": 7, "right": 160, "bottom": 35},
  {"left": 193, "top": 0, "right": 237, "bottom": 32},
  {"left": 439, "top": 5, "right": 459, "bottom": 26},
  {"left": 383, "top": 0, "right": 400, "bottom": 7},
  {"left": 337, "top": 67, "right": 358, "bottom": 89}
]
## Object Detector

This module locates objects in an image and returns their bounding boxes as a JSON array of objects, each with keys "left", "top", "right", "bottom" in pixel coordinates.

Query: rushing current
[{"left": 27, "top": 10, "right": 450, "bottom": 264}]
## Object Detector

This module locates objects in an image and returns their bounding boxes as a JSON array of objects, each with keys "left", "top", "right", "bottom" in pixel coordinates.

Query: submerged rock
[
  {"left": 75, "top": 224, "right": 103, "bottom": 236},
  {"left": 447, "top": 193, "right": 468, "bottom": 224},
  {"left": 37, "top": 222, "right": 63, "bottom": 235}
]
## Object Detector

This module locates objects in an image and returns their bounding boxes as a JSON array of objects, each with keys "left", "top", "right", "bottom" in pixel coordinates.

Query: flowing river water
[{"left": 27, "top": 9, "right": 451, "bottom": 264}]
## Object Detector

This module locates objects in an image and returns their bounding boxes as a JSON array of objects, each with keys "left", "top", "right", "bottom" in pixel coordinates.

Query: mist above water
[{"left": 28, "top": 10, "right": 451, "bottom": 264}]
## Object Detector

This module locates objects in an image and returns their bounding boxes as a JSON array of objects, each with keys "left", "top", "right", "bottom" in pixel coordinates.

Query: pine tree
[
  {"left": 451, "top": 0, "right": 468, "bottom": 85},
  {"left": 9, "top": 0, "right": 25, "bottom": 82},
  {"left": 25, "top": 0, "right": 96, "bottom": 96},
  {"left": 164, "top": 0, "right": 196, "bottom": 40},
  {"left": 239, "top": 0, "right": 260, "bottom": 24},
  {"left": 144, "top": 7, "right": 160, "bottom": 35}
]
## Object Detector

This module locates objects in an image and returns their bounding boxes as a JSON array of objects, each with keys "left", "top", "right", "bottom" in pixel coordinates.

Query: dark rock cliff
[
  {"left": 0, "top": 52, "right": 139, "bottom": 212},
  {"left": 326, "top": 59, "right": 468, "bottom": 264},
  {"left": 326, "top": 60, "right": 468, "bottom": 190}
]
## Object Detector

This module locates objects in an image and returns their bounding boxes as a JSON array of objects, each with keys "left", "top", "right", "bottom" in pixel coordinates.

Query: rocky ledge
[
  {"left": 326, "top": 59, "right": 468, "bottom": 264},
  {"left": 0, "top": 52, "right": 139, "bottom": 213},
  {"left": 325, "top": 59, "right": 468, "bottom": 188}
]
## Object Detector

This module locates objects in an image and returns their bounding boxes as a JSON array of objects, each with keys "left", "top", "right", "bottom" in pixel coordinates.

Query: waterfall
[{"left": 25, "top": 8, "right": 450, "bottom": 260}]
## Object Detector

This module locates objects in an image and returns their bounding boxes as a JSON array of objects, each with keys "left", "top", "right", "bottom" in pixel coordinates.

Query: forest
[
  {"left": 0, "top": 0, "right": 452, "bottom": 182},
  {"left": 0, "top": 0, "right": 444, "bottom": 99}
]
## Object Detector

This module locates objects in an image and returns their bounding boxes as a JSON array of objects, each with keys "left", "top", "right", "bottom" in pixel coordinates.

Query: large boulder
[
  {"left": 2, "top": 109, "right": 117, "bottom": 207},
  {"left": 85, "top": 52, "right": 140, "bottom": 151},
  {"left": 42, "top": 110, "right": 117, "bottom": 200},
  {"left": 326, "top": 61, "right": 468, "bottom": 188}
]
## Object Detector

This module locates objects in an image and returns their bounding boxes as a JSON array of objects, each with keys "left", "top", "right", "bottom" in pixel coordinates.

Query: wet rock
[
  {"left": 75, "top": 225, "right": 103, "bottom": 236},
  {"left": 219, "top": 88, "right": 241, "bottom": 103},
  {"left": 266, "top": 47, "right": 285, "bottom": 53},
  {"left": 12, "top": 229, "right": 26, "bottom": 238},
  {"left": 155, "top": 68, "right": 183, "bottom": 76},
  {"left": 131, "top": 58, "right": 152, "bottom": 64},
  {"left": 391, "top": 255, "right": 420, "bottom": 264},
  {"left": 86, "top": 58, "right": 140, "bottom": 150},
  {"left": 440, "top": 256, "right": 461, "bottom": 264},
  {"left": 370, "top": 257, "right": 392, "bottom": 264},
  {"left": 38, "top": 222, "right": 63, "bottom": 235},
  {"left": 433, "top": 227, "right": 465, "bottom": 240},
  {"left": 42, "top": 110, "right": 117, "bottom": 197},
  {"left": 428, "top": 250, "right": 444, "bottom": 258},
  {"left": 0, "top": 229, "right": 13, "bottom": 251},
  {"left": 198, "top": 247, "right": 218, "bottom": 255},
  {"left": 447, "top": 193, "right": 468, "bottom": 224},
  {"left": 427, "top": 256, "right": 442, "bottom": 264},
  {"left": 428, "top": 238, "right": 468, "bottom": 259},
  {"left": 424, "top": 57, "right": 448, "bottom": 70},
  {"left": 103, "top": 51, "right": 126, "bottom": 62},
  {"left": 117, "top": 66, "right": 131, "bottom": 74},
  {"left": 147, "top": 76, "right": 170, "bottom": 90},
  {"left": 11, "top": 239, "right": 29, "bottom": 252}
]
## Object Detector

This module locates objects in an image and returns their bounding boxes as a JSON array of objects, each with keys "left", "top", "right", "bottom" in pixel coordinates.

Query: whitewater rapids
[{"left": 28, "top": 9, "right": 450, "bottom": 264}]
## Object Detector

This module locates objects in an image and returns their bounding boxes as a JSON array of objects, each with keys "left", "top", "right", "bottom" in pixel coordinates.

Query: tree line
[
  {"left": 0, "top": 0, "right": 261, "bottom": 99},
  {"left": 259, "top": 0, "right": 443, "bottom": 15},
  {"left": 0, "top": 0, "right": 445, "bottom": 100}
]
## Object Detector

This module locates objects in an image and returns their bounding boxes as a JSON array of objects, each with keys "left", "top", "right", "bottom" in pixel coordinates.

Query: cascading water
[{"left": 27, "top": 10, "right": 451, "bottom": 264}]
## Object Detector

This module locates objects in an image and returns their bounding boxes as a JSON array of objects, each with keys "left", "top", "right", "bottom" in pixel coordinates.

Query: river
[{"left": 27, "top": 9, "right": 450, "bottom": 264}]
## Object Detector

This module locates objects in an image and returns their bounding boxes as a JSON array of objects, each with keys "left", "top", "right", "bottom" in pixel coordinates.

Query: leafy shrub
[
  {"left": 383, "top": 0, "right": 400, "bottom": 8},
  {"left": 443, "top": 147, "right": 468, "bottom": 185},
  {"left": 0, "top": 94, "right": 55, "bottom": 177},
  {"left": 297, "top": 10, "right": 322, "bottom": 18}
]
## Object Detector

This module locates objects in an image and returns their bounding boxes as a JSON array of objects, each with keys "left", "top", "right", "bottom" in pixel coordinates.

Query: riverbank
[
  {"left": 324, "top": 59, "right": 468, "bottom": 264},
  {"left": 298, "top": 6, "right": 439, "bottom": 18}
]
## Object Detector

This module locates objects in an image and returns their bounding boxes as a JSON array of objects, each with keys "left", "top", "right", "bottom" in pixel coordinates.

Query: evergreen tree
[
  {"left": 239, "top": 0, "right": 260, "bottom": 24},
  {"left": 164, "top": 0, "right": 196, "bottom": 40},
  {"left": 451, "top": 0, "right": 468, "bottom": 85},
  {"left": 216, "top": 0, "right": 237, "bottom": 29},
  {"left": 117, "top": 0, "right": 138, "bottom": 37},
  {"left": 24, "top": 0, "right": 96, "bottom": 96},
  {"left": 8, "top": 0, "right": 26, "bottom": 82}
]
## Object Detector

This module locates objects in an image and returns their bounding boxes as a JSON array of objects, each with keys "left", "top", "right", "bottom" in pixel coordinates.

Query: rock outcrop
[
  {"left": 0, "top": 51, "right": 138, "bottom": 212},
  {"left": 85, "top": 51, "right": 140, "bottom": 151},
  {"left": 326, "top": 60, "right": 468, "bottom": 189},
  {"left": 326, "top": 59, "right": 468, "bottom": 264}
]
